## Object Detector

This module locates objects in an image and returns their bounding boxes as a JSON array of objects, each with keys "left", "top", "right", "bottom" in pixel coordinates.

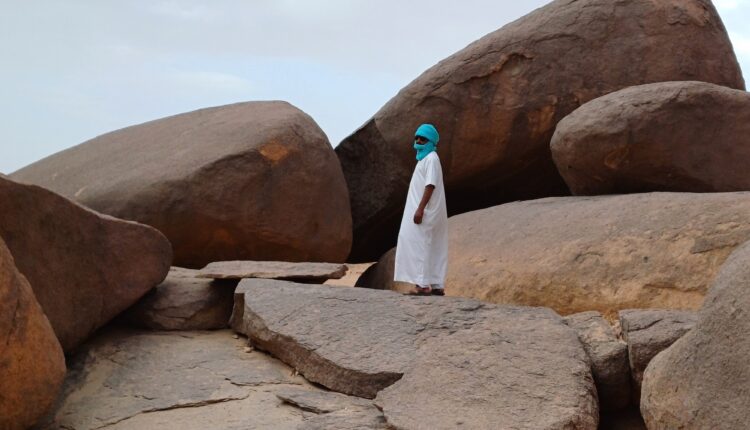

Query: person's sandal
[
  {"left": 406, "top": 286, "right": 432, "bottom": 296},
  {"left": 431, "top": 289, "right": 445, "bottom": 296}
]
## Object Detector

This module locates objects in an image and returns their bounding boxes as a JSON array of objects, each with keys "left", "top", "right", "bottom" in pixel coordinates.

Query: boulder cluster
[{"left": 3, "top": 0, "right": 749, "bottom": 428}]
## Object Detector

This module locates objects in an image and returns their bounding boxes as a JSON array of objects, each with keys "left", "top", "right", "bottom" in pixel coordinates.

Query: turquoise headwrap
[{"left": 413, "top": 124, "right": 439, "bottom": 161}]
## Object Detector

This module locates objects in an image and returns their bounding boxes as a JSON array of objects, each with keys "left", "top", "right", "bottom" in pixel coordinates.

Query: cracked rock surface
[
  {"left": 564, "top": 311, "right": 631, "bottom": 411},
  {"left": 619, "top": 309, "right": 697, "bottom": 396},
  {"left": 197, "top": 261, "right": 347, "bottom": 283},
  {"left": 122, "top": 267, "right": 236, "bottom": 331},
  {"left": 232, "top": 280, "right": 599, "bottom": 429},
  {"left": 37, "top": 329, "right": 383, "bottom": 430}
]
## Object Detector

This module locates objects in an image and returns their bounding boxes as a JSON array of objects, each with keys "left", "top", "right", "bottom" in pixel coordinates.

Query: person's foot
[
  {"left": 431, "top": 289, "right": 445, "bottom": 296},
  {"left": 406, "top": 285, "right": 432, "bottom": 296}
]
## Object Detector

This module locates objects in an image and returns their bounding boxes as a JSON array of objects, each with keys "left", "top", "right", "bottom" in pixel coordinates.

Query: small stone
[{"left": 244, "top": 346, "right": 254, "bottom": 353}]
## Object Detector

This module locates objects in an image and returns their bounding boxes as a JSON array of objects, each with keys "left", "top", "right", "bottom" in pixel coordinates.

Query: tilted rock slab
[
  {"left": 336, "top": 0, "right": 745, "bottom": 261},
  {"left": 565, "top": 311, "right": 631, "bottom": 411},
  {"left": 360, "top": 192, "right": 750, "bottom": 316},
  {"left": 231, "top": 280, "right": 598, "bottom": 429},
  {"left": 0, "top": 237, "right": 66, "bottom": 430},
  {"left": 641, "top": 241, "right": 750, "bottom": 429},
  {"left": 551, "top": 81, "right": 750, "bottom": 195},
  {"left": 12, "top": 101, "right": 352, "bottom": 268},
  {"left": 0, "top": 176, "right": 171, "bottom": 352},
  {"left": 619, "top": 309, "right": 697, "bottom": 395},
  {"left": 122, "top": 267, "right": 236, "bottom": 331},
  {"left": 197, "top": 260, "right": 348, "bottom": 283}
]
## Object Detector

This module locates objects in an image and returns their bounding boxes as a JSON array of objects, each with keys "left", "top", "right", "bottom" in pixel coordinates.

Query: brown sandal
[{"left": 406, "top": 286, "right": 432, "bottom": 296}]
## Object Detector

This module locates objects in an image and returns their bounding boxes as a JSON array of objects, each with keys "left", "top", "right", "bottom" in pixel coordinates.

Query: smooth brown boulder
[
  {"left": 336, "top": 0, "right": 744, "bottom": 261},
  {"left": 0, "top": 238, "right": 66, "bottom": 430},
  {"left": 641, "top": 241, "right": 750, "bottom": 429},
  {"left": 619, "top": 309, "right": 697, "bottom": 396},
  {"left": 12, "top": 101, "right": 352, "bottom": 268},
  {"left": 122, "top": 267, "right": 236, "bottom": 331},
  {"left": 232, "top": 280, "right": 598, "bottom": 429},
  {"left": 0, "top": 176, "right": 171, "bottom": 351},
  {"left": 551, "top": 81, "right": 750, "bottom": 195},
  {"left": 564, "top": 311, "right": 631, "bottom": 411},
  {"left": 360, "top": 192, "right": 750, "bottom": 316},
  {"left": 197, "top": 260, "right": 347, "bottom": 283}
]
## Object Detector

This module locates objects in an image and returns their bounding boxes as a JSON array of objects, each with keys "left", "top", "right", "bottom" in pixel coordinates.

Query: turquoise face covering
[
  {"left": 413, "top": 141, "right": 436, "bottom": 161},
  {"left": 413, "top": 124, "right": 440, "bottom": 161}
]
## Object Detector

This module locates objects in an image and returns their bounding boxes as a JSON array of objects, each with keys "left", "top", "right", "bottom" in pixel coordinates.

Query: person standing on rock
[{"left": 394, "top": 124, "right": 449, "bottom": 296}]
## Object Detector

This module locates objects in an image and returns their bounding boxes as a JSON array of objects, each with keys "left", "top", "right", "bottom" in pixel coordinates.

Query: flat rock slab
[
  {"left": 37, "top": 329, "right": 383, "bottom": 430},
  {"left": 619, "top": 309, "right": 697, "bottom": 394},
  {"left": 122, "top": 267, "right": 236, "bottom": 331},
  {"left": 564, "top": 311, "right": 631, "bottom": 411},
  {"left": 198, "top": 261, "right": 347, "bottom": 283},
  {"left": 232, "top": 280, "right": 598, "bottom": 429}
]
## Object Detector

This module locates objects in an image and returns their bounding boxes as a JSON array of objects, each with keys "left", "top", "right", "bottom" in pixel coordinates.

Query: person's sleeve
[{"left": 424, "top": 155, "right": 442, "bottom": 187}]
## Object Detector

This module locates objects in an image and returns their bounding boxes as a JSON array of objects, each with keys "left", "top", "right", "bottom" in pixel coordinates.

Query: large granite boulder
[
  {"left": 564, "top": 311, "right": 631, "bottom": 411},
  {"left": 122, "top": 267, "right": 236, "bottom": 331},
  {"left": 38, "top": 329, "right": 383, "bottom": 430},
  {"left": 336, "top": 0, "right": 744, "bottom": 261},
  {"left": 551, "top": 81, "right": 750, "bottom": 195},
  {"left": 619, "top": 309, "right": 697, "bottom": 396},
  {"left": 360, "top": 192, "right": 750, "bottom": 316},
  {"left": 0, "top": 238, "right": 66, "bottom": 430},
  {"left": 641, "top": 241, "right": 750, "bottom": 429},
  {"left": 0, "top": 176, "right": 171, "bottom": 351},
  {"left": 12, "top": 101, "right": 352, "bottom": 268},
  {"left": 232, "top": 280, "right": 599, "bottom": 429}
]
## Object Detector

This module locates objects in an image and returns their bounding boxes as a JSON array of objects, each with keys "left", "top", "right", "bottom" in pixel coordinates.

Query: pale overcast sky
[{"left": 1, "top": 0, "right": 748, "bottom": 173}]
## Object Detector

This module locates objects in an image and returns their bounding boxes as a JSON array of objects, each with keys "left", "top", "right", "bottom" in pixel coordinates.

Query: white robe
[{"left": 394, "top": 151, "right": 448, "bottom": 286}]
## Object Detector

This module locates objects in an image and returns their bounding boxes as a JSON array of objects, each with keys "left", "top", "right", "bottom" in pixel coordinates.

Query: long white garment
[{"left": 394, "top": 151, "right": 448, "bottom": 286}]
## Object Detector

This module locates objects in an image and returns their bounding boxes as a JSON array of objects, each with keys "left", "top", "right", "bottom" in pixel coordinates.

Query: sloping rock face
[
  {"left": 197, "top": 261, "right": 347, "bottom": 283},
  {"left": 551, "top": 81, "right": 750, "bottom": 195},
  {"left": 12, "top": 101, "right": 352, "bottom": 268},
  {"left": 641, "top": 241, "right": 750, "bottom": 429},
  {"left": 0, "top": 238, "right": 66, "bottom": 430},
  {"left": 361, "top": 193, "right": 750, "bottom": 316},
  {"left": 232, "top": 280, "right": 598, "bottom": 429},
  {"left": 336, "top": 0, "right": 744, "bottom": 261},
  {"left": 564, "top": 311, "right": 631, "bottom": 411},
  {"left": 619, "top": 309, "right": 697, "bottom": 395},
  {"left": 122, "top": 267, "right": 236, "bottom": 331},
  {"left": 38, "top": 329, "right": 384, "bottom": 430},
  {"left": 0, "top": 176, "right": 171, "bottom": 352}
]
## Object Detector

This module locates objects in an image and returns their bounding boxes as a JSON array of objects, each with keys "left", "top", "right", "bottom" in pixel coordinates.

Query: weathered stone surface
[
  {"left": 0, "top": 176, "right": 171, "bottom": 352},
  {"left": 360, "top": 192, "right": 750, "bottom": 316},
  {"left": 232, "top": 280, "right": 598, "bottom": 429},
  {"left": 37, "top": 329, "right": 381, "bottom": 430},
  {"left": 275, "top": 387, "right": 387, "bottom": 430},
  {"left": 564, "top": 311, "right": 631, "bottom": 411},
  {"left": 122, "top": 267, "right": 236, "bottom": 331},
  {"left": 12, "top": 101, "right": 352, "bottom": 268},
  {"left": 0, "top": 238, "right": 66, "bottom": 430},
  {"left": 551, "top": 81, "right": 750, "bottom": 195},
  {"left": 336, "top": 0, "right": 744, "bottom": 261},
  {"left": 641, "top": 241, "right": 750, "bottom": 429},
  {"left": 619, "top": 309, "right": 697, "bottom": 393},
  {"left": 198, "top": 261, "right": 347, "bottom": 283}
]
